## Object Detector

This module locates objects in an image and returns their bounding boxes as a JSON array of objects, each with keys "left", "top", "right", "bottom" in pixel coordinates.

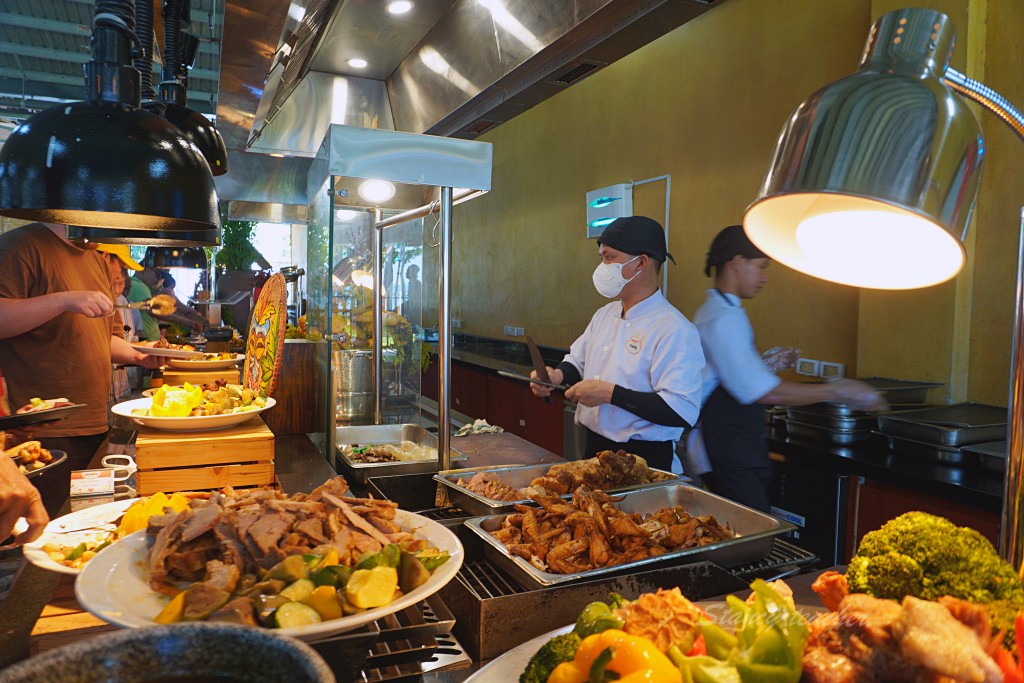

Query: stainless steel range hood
[{"left": 214, "top": 0, "right": 724, "bottom": 218}]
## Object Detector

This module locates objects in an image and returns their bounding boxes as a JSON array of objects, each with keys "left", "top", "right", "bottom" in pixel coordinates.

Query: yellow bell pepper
[
  {"left": 150, "top": 383, "right": 203, "bottom": 417},
  {"left": 548, "top": 629, "right": 681, "bottom": 683}
]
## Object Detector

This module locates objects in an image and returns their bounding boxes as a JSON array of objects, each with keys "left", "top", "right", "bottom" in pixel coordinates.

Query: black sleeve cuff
[
  {"left": 610, "top": 385, "right": 691, "bottom": 428},
  {"left": 557, "top": 361, "right": 582, "bottom": 386}
]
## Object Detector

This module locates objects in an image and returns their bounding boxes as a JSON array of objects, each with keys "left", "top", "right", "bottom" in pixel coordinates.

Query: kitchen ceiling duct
[{"left": 213, "top": 0, "right": 723, "bottom": 217}]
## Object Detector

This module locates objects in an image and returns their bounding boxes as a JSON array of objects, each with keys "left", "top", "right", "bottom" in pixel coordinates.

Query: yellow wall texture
[{"left": 443, "top": 0, "right": 1023, "bottom": 406}]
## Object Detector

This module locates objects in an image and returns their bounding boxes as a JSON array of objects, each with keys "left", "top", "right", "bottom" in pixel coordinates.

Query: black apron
[
  {"left": 699, "top": 290, "right": 772, "bottom": 511},
  {"left": 584, "top": 429, "right": 675, "bottom": 472},
  {"left": 700, "top": 385, "right": 771, "bottom": 510}
]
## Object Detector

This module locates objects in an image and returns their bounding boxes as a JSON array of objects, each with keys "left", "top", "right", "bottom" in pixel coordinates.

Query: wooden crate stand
[{"left": 134, "top": 417, "right": 275, "bottom": 494}]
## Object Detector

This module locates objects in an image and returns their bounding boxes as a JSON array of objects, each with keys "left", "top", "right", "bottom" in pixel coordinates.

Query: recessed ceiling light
[
  {"left": 387, "top": 1, "right": 413, "bottom": 15},
  {"left": 347, "top": 58, "right": 368, "bottom": 69},
  {"left": 358, "top": 179, "right": 396, "bottom": 203}
]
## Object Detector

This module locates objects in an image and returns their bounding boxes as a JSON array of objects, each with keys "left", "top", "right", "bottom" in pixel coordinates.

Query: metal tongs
[{"left": 114, "top": 293, "right": 177, "bottom": 316}]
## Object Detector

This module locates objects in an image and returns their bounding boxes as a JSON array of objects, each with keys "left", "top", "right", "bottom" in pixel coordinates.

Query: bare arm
[
  {"left": 0, "top": 454, "right": 48, "bottom": 544},
  {"left": 758, "top": 378, "right": 887, "bottom": 410},
  {"left": 110, "top": 335, "right": 167, "bottom": 368},
  {"left": 0, "top": 292, "right": 112, "bottom": 339}
]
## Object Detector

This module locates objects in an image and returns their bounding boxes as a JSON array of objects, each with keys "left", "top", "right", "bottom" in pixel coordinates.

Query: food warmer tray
[
  {"left": 875, "top": 431, "right": 971, "bottom": 464},
  {"left": 785, "top": 408, "right": 876, "bottom": 432},
  {"left": 783, "top": 419, "right": 874, "bottom": 445},
  {"left": 875, "top": 402, "right": 1007, "bottom": 447},
  {"left": 334, "top": 424, "right": 467, "bottom": 485},
  {"left": 463, "top": 483, "right": 793, "bottom": 588},
  {"left": 960, "top": 440, "right": 1006, "bottom": 472},
  {"left": 859, "top": 376, "right": 944, "bottom": 403},
  {"left": 433, "top": 463, "right": 684, "bottom": 516}
]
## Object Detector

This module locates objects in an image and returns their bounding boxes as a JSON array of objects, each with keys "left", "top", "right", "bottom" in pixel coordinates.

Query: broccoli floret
[
  {"left": 519, "top": 632, "right": 581, "bottom": 683},
  {"left": 848, "top": 512, "right": 1024, "bottom": 645}
]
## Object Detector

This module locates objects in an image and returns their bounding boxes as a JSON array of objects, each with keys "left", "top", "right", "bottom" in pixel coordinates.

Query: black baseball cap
[
  {"left": 597, "top": 216, "right": 675, "bottom": 264},
  {"left": 704, "top": 224, "right": 768, "bottom": 276}
]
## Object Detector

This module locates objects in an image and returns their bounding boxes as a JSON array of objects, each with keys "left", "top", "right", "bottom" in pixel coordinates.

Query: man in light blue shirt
[{"left": 693, "top": 225, "right": 884, "bottom": 511}]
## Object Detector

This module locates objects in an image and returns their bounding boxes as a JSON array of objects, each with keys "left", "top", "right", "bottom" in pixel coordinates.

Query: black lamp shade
[
  {"left": 0, "top": 100, "right": 220, "bottom": 232},
  {"left": 68, "top": 225, "right": 220, "bottom": 247},
  {"left": 165, "top": 103, "right": 228, "bottom": 176}
]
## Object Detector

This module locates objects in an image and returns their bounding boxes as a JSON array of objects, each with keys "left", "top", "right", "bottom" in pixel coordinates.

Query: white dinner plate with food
[
  {"left": 166, "top": 353, "right": 243, "bottom": 370},
  {"left": 130, "top": 343, "right": 204, "bottom": 360},
  {"left": 75, "top": 509, "right": 464, "bottom": 642},
  {"left": 22, "top": 497, "right": 138, "bottom": 575},
  {"left": 111, "top": 397, "right": 276, "bottom": 431}
]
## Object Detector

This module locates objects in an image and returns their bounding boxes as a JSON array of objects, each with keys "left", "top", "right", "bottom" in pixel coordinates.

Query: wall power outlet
[
  {"left": 819, "top": 362, "right": 845, "bottom": 378},
  {"left": 795, "top": 358, "right": 821, "bottom": 377}
]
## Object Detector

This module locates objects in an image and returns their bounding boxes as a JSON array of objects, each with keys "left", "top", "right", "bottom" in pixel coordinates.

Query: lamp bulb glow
[
  {"left": 794, "top": 208, "right": 964, "bottom": 289},
  {"left": 357, "top": 179, "right": 396, "bottom": 203},
  {"left": 347, "top": 58, "right": 368, "bottom": 69},
  {"left": 387, "top": 1, "right": 413, "bottom": 14},
  {"left": 335, "top": 209, "right": 361, "bottom": 222}
]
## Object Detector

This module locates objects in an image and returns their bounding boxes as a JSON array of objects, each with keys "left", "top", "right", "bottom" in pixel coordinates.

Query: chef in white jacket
[{"left": 529, "top": 216, "right": 704, "bottom": 471}]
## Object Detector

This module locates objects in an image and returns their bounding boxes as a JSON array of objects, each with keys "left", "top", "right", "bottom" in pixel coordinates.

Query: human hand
[
  {"left": 565, "top": 379, "right": 614, "bottom": 407},
  {"left": 530, "top": 367, "right": 562, "bottom": 398},
  {"left": 57, "top": 290, "right": 113, "bottom": 317},
  {"left": 130, "top": 352, "right": 168, "bottom": 369},
  {"left": 0, "top": 453, "right": 49, "bottom": 545},
  {"left": 830, "top": 379, "right": 888, "bottom": 411},
  {"left": 762, "top": 346, "right": 801, "bottom": 373}
]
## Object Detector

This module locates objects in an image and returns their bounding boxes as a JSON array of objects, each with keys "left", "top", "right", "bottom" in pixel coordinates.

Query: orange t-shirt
[{"left": 0, "top": 224, "right": 113, "bottom": 436}]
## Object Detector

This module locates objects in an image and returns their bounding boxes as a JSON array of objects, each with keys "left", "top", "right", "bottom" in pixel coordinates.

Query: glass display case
[{"left": 305, "top": 125, "right": 492, "bottom": 466}]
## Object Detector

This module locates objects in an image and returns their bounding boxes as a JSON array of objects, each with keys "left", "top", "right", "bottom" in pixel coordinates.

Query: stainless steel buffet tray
[
  {"left": 860, "top": 376, "right": 944, "bottom": 403},
  {"left": 784, "top": 419, "right": 874, "bottom": 445},
  {"left": 335, "top": 424, "right": 467, "bottom": 484},
  {"left": 875, "top": 431, "right": 969, "bottom": 464},
  {"left": 961, "top": 440, "right": 1006, "bottom": 472},
  {"left": 463, "top": 484, "right": 794, "bottom": 588},
  {"left": 433, "top": 463, "right": 682, "bottom": 516},
  {"left": 785, "top": 408, "right": 877, "bottom": 431},
  {"left": 875, "top": 403, "right": 1007, "bottom": 447}
]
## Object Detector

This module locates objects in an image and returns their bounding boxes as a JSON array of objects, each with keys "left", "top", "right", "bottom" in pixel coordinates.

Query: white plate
[
  {"left": 166, "top": 354, "right": 243, "bottom": 370},
  {"left": 465, "top": 624, "right": 573, "bottom": 681},
  {"left": 111, "top": 397, "right": 276, "bottom": 432},
  {"left": 130, "top": 343, "right": 204, "bottom": 359},
  {"left": 23, "top": 497, "right": 139, "bottom": 575},
  {"left": 75, "top": 509, "right": 464, "bottom": 642}
]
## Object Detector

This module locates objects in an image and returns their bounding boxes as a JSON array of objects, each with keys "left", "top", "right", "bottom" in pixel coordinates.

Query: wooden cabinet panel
[
  {"left": 523, "top": 389, "right": 565, "bottom": 455},
  {"left": 451, "top": 361, "right": 489, "bottom": 418},
  {"left": 487, "top": 374, "right": 525, "bottom": 437},
  {"left": 846, "top": 478, "right": 1000, "bottom": 558}
]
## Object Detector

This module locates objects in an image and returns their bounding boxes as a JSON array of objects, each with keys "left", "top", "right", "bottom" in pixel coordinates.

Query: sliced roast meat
[
  {"left": 245, "top": 510, "right": 296, "bottom": 555},
  {"left": 207, "top": 597, "right": 258, "bottom": 627},
  {"left": 203, "top": 559, "right": 241, "bottom": 594},
  {"left": 180, "top": 501, "right": 222, "bottom": 543},
  {"left": 294, "top": 517, "right": 327, "bottom": 544}
]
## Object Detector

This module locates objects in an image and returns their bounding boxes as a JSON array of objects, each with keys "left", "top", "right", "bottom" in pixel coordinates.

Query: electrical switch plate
[
  {"left": 452, "top": 318, "right": 461, "bottom": 328},
  {"left": 795, "top": 358, "right": 821, "bottom": 377},
  {"left": 819, "top": 362, "right": 845, "bottom": 379},
  {"left": 502, "top": 325, "right": 514, "bottom": 336}
]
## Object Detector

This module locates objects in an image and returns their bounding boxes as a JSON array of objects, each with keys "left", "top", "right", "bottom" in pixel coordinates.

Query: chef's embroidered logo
[{"left": 626, "top": 338, "right": 642, "bottom": 354}]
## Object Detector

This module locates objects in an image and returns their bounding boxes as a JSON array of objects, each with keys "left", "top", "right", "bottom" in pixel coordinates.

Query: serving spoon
[{"left": 114, "top": 293, "right": 177, "bottom": 316}]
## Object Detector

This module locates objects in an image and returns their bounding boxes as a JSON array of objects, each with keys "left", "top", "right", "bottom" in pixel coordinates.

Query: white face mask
[{"left": 592, "top": 255, "right": 641, "bottom": 298}]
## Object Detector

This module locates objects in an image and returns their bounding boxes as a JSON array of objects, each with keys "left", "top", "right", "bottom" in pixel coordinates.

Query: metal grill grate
[
  {"left": 418, "top": 506, "right": 473, "bottom": 523},
  {"left": 728, "top": 538, "right": 817, "bottom": 580},
  {"left": 456, "top": 558, "right": 524, "bottom": 600}
]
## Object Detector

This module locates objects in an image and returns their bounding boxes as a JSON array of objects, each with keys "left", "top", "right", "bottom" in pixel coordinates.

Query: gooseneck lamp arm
[{"left": 944, "top": 68, "right": 1024, "bottom": 141}]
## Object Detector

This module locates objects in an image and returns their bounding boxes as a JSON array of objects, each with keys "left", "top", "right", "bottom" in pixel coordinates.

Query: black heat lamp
[{"left": 0, "top": 0, "right": 220, "bottom": 237}]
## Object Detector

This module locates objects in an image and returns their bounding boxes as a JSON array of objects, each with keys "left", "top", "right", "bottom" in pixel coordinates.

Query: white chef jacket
[
  {"left": 561, "top": 289, "right": 704, "bottom": 443},
  {"left": 693, "top": 289, "right": 780, "bottom": 405}
]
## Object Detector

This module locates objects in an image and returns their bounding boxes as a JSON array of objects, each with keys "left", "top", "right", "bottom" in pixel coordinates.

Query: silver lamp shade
[{"left": 744, "top": 8, "right": 984, "bottom": 289}]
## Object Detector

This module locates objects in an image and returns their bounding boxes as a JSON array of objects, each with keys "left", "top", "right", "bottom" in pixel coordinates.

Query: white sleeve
[
  {"left": 648, "top": 321, "right": 705, "bottom": 427},
  {"left": 701, "top": 312, "right": 780, "bottom": 405},
  {"left": 561, "top": 314, "right": 595, "bottom": 375}
]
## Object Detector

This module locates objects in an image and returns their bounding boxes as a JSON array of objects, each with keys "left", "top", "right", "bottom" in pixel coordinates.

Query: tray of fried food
[
  {"left": 435, "top": 449, "right": 682, "bottom": 516},
  {"left": 4, "top": 440, "right": 65, "bottom": 478},
  {"left": 463, "top": 483, "right": 793, "bottom": 588}
]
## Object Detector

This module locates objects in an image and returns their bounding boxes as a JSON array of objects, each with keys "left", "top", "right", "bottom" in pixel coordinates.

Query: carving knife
[
  {"left": 526, "top": 335, "right": 553, "bottom": 403},
  {"left": 497, "top": 370, "right": 568, "bottom": 392}
]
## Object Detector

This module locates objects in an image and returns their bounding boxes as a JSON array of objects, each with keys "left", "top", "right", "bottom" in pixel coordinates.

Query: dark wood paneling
[
  {"left": 263, "top": 341, "right": 318, "bottom": 434},
  {"left": 522, "top": 388, "right": 565, "bottom": 456},
  {"left": 451, "top": 361, "right": 489, "bottom": 418},
  {"left": 486, "top": 374, "right": 525, "bottom": 437}
]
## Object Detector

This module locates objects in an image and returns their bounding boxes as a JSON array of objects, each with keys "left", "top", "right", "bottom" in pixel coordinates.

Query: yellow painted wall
[
  {"left": 447, "top": 0, "right": 869, "bottom": 374},
  {"left": 434, "top": 0, "right": 1022, "bottom": 406}
]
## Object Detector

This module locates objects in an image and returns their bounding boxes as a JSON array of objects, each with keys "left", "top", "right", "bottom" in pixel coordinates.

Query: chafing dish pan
[
  {"left": 433, "top": 463, "right": 683, "bottom": 516},
  {"left": 785, "top": 408, "right": 876, "bottom": 431},
  {"left": 876, "top": 431, "right": 970, "bottom": 464},
  {"left": 463, "top": 484, "right": 794, "bottom": 588},
  {"left": 860, "top": 377, "right": 944, "bottom": 403},
  {"left": 875, "top": 403, "right": 1007, "bottom": 447},
  {"left": 334, "top": 424, "right": 467, "bottom": 484},
  {"left": 783, "top": 419, "right": 873, "bottom": 445},
  {"left": 961, "top": 440, "right": 1006, "bottom": 472}
]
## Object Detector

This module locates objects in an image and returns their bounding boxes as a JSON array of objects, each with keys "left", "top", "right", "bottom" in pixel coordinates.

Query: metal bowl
[{"left": 0, "top": 622, "right": 334, "bottom": 683}]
